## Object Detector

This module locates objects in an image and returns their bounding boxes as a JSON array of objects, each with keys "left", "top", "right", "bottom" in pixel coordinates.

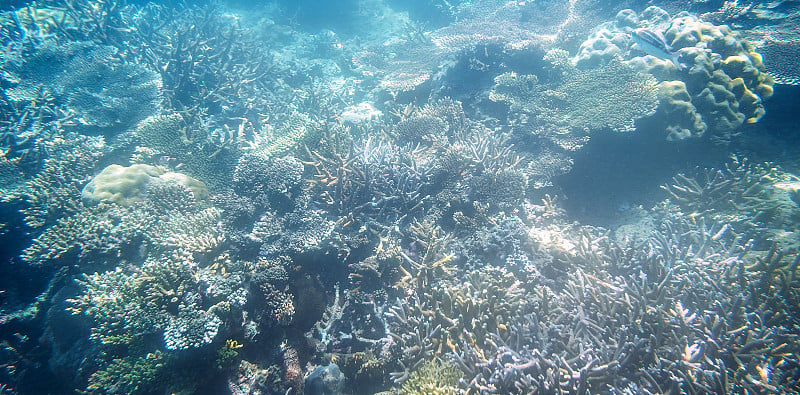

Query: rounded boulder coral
[
  {"left": 82, "top": 164, "right": 208, "bottom": 205},
  {"left": 573, "top": 7, "right": 774, "bottom": 141}
]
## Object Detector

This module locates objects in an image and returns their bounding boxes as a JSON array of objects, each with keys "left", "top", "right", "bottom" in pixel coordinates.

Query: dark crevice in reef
[{"left": 556, "top": 128, "right": 731, "bottom": 227}]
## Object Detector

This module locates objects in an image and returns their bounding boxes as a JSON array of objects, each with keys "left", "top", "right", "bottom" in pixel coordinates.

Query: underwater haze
[{"left": 1, "top": 0, "right": 800, "bottom": 393}]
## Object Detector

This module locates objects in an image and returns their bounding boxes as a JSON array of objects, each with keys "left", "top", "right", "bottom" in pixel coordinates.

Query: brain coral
[
  {"left": 573, "top": 7, "right": 774, "bottom": 141},
  {"left": 82, "top": 164, "right": 208, "bottom": 205}
]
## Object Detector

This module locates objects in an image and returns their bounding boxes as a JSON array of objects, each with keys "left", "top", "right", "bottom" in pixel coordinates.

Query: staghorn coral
[
  {"left": 2, "top": 2, "right": 798, "bottom": 395},
  {"left": 661, "top": 157, "right": 800, "bottom": 249},
  {"left": 21, "top": 165, "right": 217, "bottom": 266},
  {"left": 1, "top": 133, "right": 107, "bottom": 228},
  {"left": 396, "top": 220, "right": 456, "bottom": 292},
  {"left": 117, "top": 2, "right": 277, "bottom": 146},
  {"left": 0, "top": 5, "right": 76, "bottom": 41},
  {"left": 518, "top": 194, "right": 799, "bottom": 393},
  {"left": 377, "top": 181, "right": 800, "bottom": 394},
  {"left": 386, "top": 265, "right": 537, "bottom": 387},
  {"left": 304, "top": 124, "right": 435, "bottom": 226}
]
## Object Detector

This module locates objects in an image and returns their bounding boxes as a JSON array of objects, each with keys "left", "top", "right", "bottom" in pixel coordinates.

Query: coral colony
[{"left": 1, "top": 0, "right": 799, "bottom": 394}]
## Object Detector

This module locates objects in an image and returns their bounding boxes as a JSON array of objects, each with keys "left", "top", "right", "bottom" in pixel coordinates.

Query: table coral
[{"left": 490, "top": 55, "right": 658, "bottom": 150}]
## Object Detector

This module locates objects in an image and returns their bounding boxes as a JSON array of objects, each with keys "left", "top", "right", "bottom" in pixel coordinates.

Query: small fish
[{"left": 630, "top": 28, "right": 687, "bottom": 71}]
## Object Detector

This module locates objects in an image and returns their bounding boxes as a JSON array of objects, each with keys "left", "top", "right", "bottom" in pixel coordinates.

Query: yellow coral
[
  {"left": 82, "top": 164, "right": 208, "bottom": 205},
  {"left": 400, "top": 359, "right": 462, "bottom": 395}
]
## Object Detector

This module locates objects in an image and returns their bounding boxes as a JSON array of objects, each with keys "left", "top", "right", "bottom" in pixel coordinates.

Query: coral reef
[
  {"left": 381, "top": 194, "right": 800, "bottom": 393},
  {"left": 757, "top": 38, "right": 800, "bottom": 85},
  {"left": 1, "top": 1, "right": 797, "bottom": 395},
  {"left": 305, "top": 363, "right": 345, "bottom": 395},
  {"left": 1, "top": 134, "right": 107, "bottom": 228},
  {"left": 431, "top": 0, "right": 578, "bottom": 51},
  {"left": 400, "top": 359, "right": 462, "bottom": 395},
  {"left": 21, "top": 166, "right": 216, "bottom": 266},
  {"left": 82, "top": 164, "right": 208, "bottom": 205},
  {"left": 351, "top": 0, "right": 599, "bottom": 97},
  {"left": 574, "top": 7, "right": 775, "bottom": 140},
  {"left": 1, "top": 39, "right": 161, "bottom": 136},
  {"left": 661, "top": 157, "right": 800, "bottom": 249},
  {"left": 490, "top": 55, "right": 659, "bottom": 148}
]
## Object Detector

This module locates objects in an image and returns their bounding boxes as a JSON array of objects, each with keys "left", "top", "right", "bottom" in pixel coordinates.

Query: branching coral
[
  {"left": 1, "top": 38, "right": 161, "bottom": 136},
  {"left": 396, "top": 220, "right": 456, "bottom": 292},
  {"left": 67, "top": 243, "right": 248, "bottom": 390},
  {"left": 233, "top": 154, "right": 305, "bottom": 210},
  {"left": 67, "top": 254, "right": 198, "bottom": 345},
  {"left": 379, "top": 184, "right": 799, "bottom": 394},
  {"left": 87, "top": 350, "right": 170, "bottom": 394},
  {"left": 304, "top": 124, "right": 435, "bottom": 226},
  {"left": 517, "top": 196, "right": 799, "bottom": 393},
  {"left": 400, "top": 358, "right": 462, "bottom": 395},
  {"left": 1, "top": 134, "right": 107, "bottom": 228},
  {"left": 353, "top": 0, "right": 586, "bottom": 96},
  {"left": 21, "top": 165, "right": 216, "bottom": 266},
  {"left": 661, "top": 157, "right": 800, "bottom": 248},
  {"left": 252, "top": 209, "right": 336, "bottom": 258}
]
